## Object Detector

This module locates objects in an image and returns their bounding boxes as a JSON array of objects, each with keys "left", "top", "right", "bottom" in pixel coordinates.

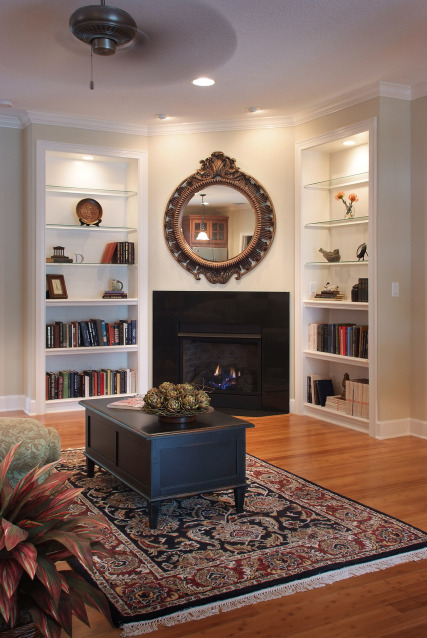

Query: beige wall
[
  {"left": 376, "top": 98, "right": 412, "bottom": 422},
  {"left": 0, "top": 126, "right": 24, "bottom": 399},
  {"left": 146, "top": 127, "right": 296, "bottom": 392},
  {"left": 410, "top": 96, "right": 427, "bottom": 422}
]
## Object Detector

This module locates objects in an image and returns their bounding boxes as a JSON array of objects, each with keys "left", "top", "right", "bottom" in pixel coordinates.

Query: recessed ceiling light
[
  {"left": 247, "top": 106, "right": 258, "bottom": 113},
  {"left": 155, "top": 113, "right": 167, "bottom": 120},
  {"left": 82, "top": 155, "right": 94, "bottom": 161},
  {"left": 342, "top": 140, "right": 356, "bottom": 146},
  {"left": 192, "top": 77, "right": 215, "bottom": 87}
]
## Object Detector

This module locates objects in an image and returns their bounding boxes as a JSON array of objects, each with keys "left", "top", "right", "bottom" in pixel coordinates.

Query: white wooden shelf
[
  {"left": 303, "top": 403, "right": 369, "bottom": 433},
  {"left": 46, "top": 298, "right": 138, "bottom": 307},
  {"left": 46, "top": 345, "right": 138, "bottom": 356},
  {"left": 303, "top": 349, "right": 369, "bottom": 366},
  {"left": 303, "top": 300, "right": 368, "bottom": 310}
]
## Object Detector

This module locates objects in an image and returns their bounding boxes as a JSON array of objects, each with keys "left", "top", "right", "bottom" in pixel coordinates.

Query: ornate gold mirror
[{"left": 164, "top": 152, "right": 276, "bottom": 283}]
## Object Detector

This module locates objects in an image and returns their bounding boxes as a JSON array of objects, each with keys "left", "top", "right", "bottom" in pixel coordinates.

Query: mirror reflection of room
[{"left": 181, "top": 185, "right": 255, "bottom": 262}]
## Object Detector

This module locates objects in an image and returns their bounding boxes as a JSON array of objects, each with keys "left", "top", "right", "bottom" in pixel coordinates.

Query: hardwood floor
[{"left": 3, "top": 409, "right": 427, "bottom": 637}]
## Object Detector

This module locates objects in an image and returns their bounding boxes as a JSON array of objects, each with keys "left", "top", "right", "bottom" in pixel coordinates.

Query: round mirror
[
  {"left": 164, "top": 152, "right": 275, "bottom": 283},
  {"left": 182, "top": 185, "right": 255, "bottom": 262}
]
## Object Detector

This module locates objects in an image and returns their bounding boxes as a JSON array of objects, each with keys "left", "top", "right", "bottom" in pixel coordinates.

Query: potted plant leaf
[{"left": 0, "top": 443, "right": 113, "bottom": 638}]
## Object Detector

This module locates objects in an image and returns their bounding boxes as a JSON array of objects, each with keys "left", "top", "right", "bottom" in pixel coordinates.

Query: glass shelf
[
  {"left": 305, "top": 260, "right": 368, "bottom": 266},
  {"left": 46, "top": 224, "right": 137, "bottom": 232},
  {"left": 304, "top": 172, "right": 369, "bottom": 191},
  {"left": 45, "top": 262, "right": 134, "bottom": 267},
  {"left": 46, "top": 185, "right": 137, "bottom": 197},
  {"left": 305, "top": 217, "right": 368, "bottom": 228}
]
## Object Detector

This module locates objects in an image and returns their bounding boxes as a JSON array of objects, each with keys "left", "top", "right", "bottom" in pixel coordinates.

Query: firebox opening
[{"left": 179, "top": 331, "right": 261, "bottom": 399}]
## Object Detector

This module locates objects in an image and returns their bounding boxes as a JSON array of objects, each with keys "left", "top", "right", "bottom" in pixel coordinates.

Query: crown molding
[
  {"left": 25, "top": 110, "right": 148, "bottom": 136},
  {"left": 0, "top": 114, "right": 23, "bottom": 129},
  {"left": 378, "top": 81, "right": 412, "bottom": 100},
  {"left": 411, "top": 81, "right": 427, "bottom": 100},
  {"left": 0, "top": 81, "right": 419, "bottom": 134},
  {"left": 146, "top": 114, "right": 294, "bottom": 136}
]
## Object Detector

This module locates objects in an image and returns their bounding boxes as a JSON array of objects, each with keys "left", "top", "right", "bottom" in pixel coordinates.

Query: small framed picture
[{"left": 46, "top": 274, "right": 68, "bottom": 299}]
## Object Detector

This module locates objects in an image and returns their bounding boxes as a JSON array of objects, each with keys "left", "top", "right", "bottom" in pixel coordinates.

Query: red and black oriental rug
[{"left": 59, "top": 449, "right": 427, "bottom": 636}]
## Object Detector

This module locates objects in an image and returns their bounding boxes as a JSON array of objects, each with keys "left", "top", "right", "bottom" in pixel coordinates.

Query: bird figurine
[
  {"left": 356, "top": 243, "right": 368, "bottom": 261},
  {"left": 319, "top": 248, "right": 341, "bottom": 262}
]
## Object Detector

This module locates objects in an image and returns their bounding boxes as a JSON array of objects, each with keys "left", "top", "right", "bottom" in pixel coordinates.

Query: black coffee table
[{"left": 79, "top": 397, "right": 255, "bottom": 528}]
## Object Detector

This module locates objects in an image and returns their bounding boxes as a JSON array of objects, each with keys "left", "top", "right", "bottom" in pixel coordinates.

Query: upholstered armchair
[{"left": 0, "top": 417, "right": 61, "bottom": 485}]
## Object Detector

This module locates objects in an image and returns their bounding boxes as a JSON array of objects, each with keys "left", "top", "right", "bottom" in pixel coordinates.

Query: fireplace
[{"left": 153, "top": 291, "right": 289, "bottom": 414}]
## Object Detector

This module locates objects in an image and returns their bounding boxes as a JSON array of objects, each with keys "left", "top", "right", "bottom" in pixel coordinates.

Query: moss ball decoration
[{"left": 142, "top": 382, "right": 211, "bottom": 416}]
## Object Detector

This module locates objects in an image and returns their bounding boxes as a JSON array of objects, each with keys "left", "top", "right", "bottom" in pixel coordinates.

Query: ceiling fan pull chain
[{"left": 90, "top": 48, "right": 94, "bottom": 90}]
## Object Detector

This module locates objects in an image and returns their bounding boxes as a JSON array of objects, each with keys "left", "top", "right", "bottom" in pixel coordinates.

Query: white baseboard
[
  {"left": 409, "top": 419, "right": 427, "bottom": 440},
  {"left": 289, "top": 398, "right": 295, "bottom": 413},
  {"left": 0, "top": 395, "right": 27, "bottom": 412},
  {"left": 374, "top": 418, "right": 414, "bottom": 439}
]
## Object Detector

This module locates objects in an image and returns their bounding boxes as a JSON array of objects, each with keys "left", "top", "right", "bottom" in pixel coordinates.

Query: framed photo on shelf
[{"left": 46, "top": 274, "right": 68, "bottom": 299}]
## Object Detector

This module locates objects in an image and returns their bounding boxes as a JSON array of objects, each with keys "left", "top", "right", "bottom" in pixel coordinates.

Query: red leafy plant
[{"left": 0, "top": 443, "right": 113, "bottom": 638}]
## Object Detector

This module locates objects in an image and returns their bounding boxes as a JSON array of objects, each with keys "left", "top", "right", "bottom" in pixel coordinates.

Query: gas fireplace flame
[{"left": 209, "top": 364, "right": 241, "bottom": 389}]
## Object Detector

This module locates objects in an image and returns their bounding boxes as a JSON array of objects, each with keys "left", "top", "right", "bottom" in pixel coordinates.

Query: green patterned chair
[{"left": 0, "top": 417, "right": 61, "bottom": 486}]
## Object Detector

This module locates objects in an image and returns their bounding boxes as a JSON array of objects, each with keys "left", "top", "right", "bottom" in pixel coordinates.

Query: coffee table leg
[
  {"left": 148, "top": 502, "right": 159, "bottom": 529},
  {"left": 86, "top": 457, "right": 95, "bottom": 478},
  {"left": 234, "top": 486, "right": 247, "bottom": 513}
]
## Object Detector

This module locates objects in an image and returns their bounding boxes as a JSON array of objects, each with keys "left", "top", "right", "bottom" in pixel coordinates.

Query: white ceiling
[{"left": 2, "top": 0, "right": 427, "bottom": 133}]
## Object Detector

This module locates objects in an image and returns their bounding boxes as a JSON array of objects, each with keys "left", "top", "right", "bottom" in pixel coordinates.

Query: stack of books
[
  {"left": 102, "top": 290, "right": 128, "bottom": 299},
  {"left": 314, "top": 289, "right": 345, "bottom": 301},
  {"left": 325, "top": 395, "right": 347, "bottom": 413}
]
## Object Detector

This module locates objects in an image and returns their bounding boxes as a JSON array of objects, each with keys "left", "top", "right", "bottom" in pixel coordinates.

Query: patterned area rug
[{"left": 59, "top": 449, "right": 427, "bottom": 636}]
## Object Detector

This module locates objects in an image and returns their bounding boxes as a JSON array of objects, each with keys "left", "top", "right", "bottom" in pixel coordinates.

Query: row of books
[
  {"left": 46, "top": 319, "right": 137, "bottom": 348},
  {"left": 46, "top": 367, "right": 136, "bottom": 400},
  {"left": 101, "top": 242, "right": 135, "bottom": 264},
  {"left": 324, "top": 379, "right": 369, "bottom": 419},
  {"left": 308, "top": 323, "right": 368, "bottom": 359}
]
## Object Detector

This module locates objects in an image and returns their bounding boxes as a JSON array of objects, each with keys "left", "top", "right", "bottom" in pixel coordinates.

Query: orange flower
[{"left": 334, "top": 191, "right": 358, "bottom": 217}]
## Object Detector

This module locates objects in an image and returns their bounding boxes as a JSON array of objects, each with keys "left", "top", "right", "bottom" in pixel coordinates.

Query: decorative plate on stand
[{"left": 76, "top": 198, "right": 103, "bottom": 226}]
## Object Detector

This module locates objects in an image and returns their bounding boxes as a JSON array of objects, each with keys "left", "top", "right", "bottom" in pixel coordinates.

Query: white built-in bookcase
[
  {"left": 33, "top": 141, "right": 148, "bottom": 413},
  {"left": 295, "top": 120, "right": 376, "bottom": 435}
]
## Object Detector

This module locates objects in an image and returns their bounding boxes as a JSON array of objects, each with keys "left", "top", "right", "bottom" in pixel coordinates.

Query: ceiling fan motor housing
[{"left": 69, "top": 4, "right": 137, "bottom": 56}]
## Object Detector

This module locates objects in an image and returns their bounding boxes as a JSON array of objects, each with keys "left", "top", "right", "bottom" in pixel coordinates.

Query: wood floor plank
[{"left": 2, "top": 408, "right": 427, "bottom": 637}]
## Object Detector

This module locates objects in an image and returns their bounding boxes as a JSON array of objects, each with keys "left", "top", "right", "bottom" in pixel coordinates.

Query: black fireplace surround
[{"left": 153, "top": 291, "right": 289, "bottom": 414}]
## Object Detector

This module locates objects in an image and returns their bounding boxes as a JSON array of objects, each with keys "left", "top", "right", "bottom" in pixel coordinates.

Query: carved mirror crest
[{"left": 164, "top": 152, "right": 276, "bottom": 283}]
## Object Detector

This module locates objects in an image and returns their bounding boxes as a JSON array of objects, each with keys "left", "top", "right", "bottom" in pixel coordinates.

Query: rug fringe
[{"left": 120, "top": 547, "right": 427, "bottom": 635}]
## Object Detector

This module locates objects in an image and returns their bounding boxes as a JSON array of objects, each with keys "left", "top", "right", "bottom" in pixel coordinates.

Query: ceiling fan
[
  {"left": 69, "top": 0, "right": 138, "bottom": 56},
  {"left": 69, "top": 0, "right": 144, "bottom": 87}
]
